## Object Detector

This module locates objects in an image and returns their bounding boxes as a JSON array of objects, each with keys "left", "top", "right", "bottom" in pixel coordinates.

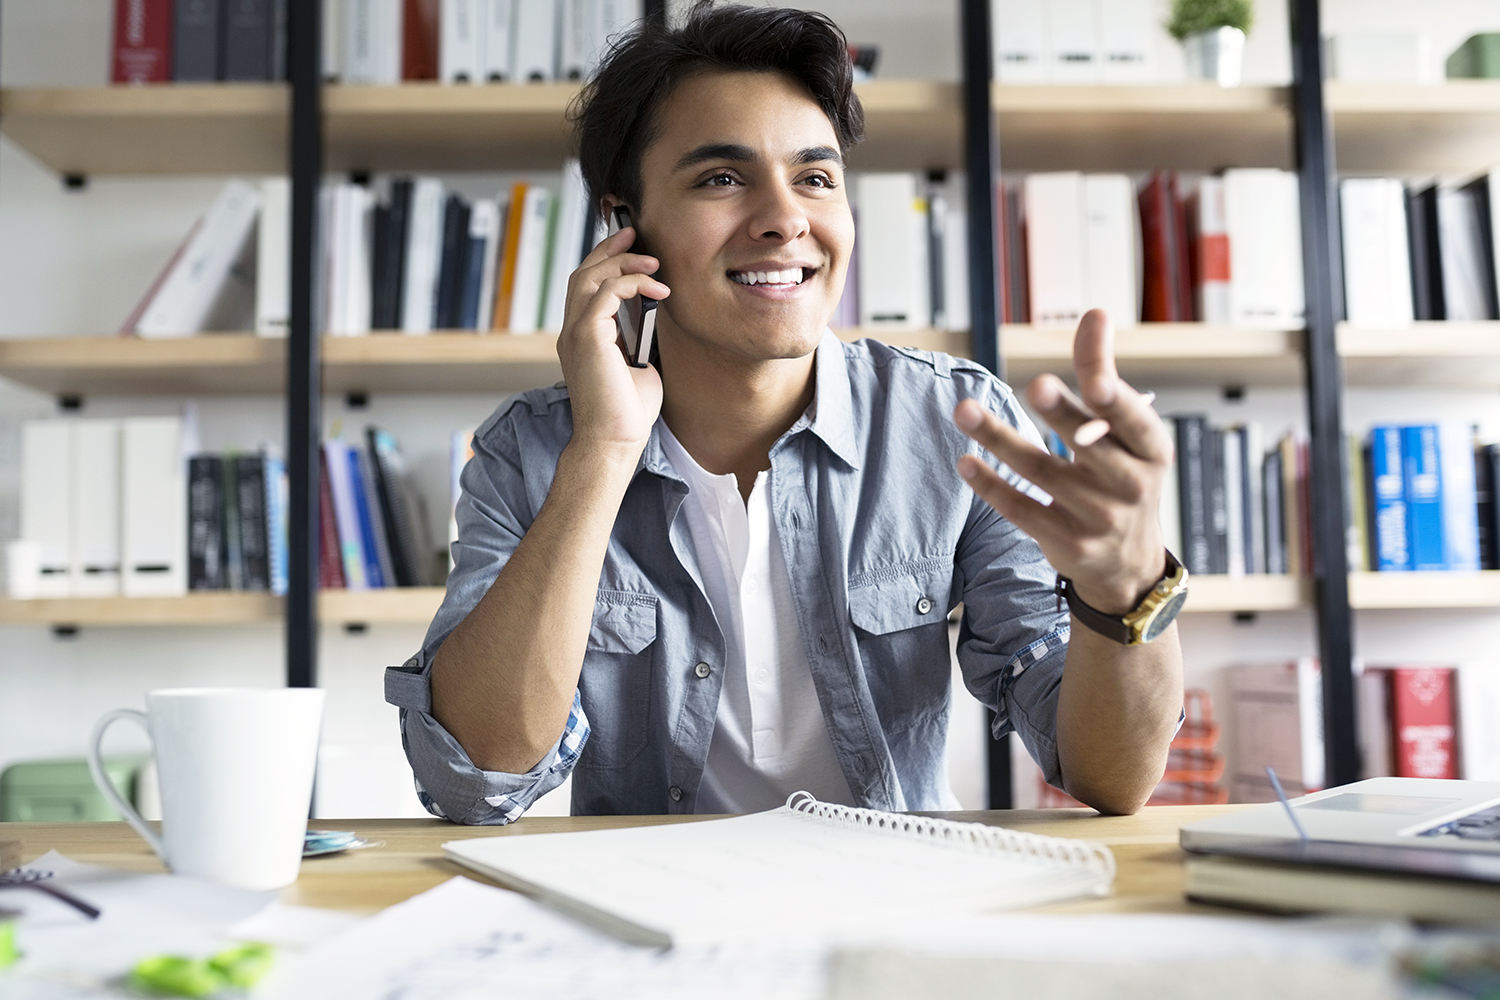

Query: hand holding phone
[{"left": 606, "top": 207, "right": 659, "bottom": 369}]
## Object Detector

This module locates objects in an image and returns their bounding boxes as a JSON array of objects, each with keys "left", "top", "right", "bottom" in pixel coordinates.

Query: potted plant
[{"left": 1168, "top": 0, "right": 1254, "bottom": 87}]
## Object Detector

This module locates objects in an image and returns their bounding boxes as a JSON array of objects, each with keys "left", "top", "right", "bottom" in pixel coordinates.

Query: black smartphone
[{"left": 607, "top": 206, "right": 659, "bottom": 369}]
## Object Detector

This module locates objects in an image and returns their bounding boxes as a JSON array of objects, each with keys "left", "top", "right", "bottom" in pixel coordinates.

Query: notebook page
[{"left": 444, "top": 806, "right": 1111, "bottom": 947}]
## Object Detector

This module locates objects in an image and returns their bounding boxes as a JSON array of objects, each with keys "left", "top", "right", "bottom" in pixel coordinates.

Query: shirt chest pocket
[
  {"left": 577, "top": 593, "right": 658, "bottom": 768},
  {"left": 847, "top": 558, "right": 954, "bottom": 718}
]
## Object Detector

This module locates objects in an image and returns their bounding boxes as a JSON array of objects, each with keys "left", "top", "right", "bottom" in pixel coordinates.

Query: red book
[
  {"left": 1169, "top": 173, "right": 1195, "bottom": 321},
  {"left": 1139, "top": 172, "right": 1175, "bottom": 322},
  {"left": 402, "top": 0, "right": 441, "bottom": 81},
  {"left": 112, "top": 0, "right": 172, "bottom": 84},
  {"left": 318, "top": 450, "right": 346, "bottom": 589},
  {"left": 1390, "top": 667, "right": 1457, "bottom": 779}
]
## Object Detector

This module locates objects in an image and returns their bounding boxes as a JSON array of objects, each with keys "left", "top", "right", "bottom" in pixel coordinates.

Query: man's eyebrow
[{"left": 672, "top": 143, "right": 845, "bottom": 172}]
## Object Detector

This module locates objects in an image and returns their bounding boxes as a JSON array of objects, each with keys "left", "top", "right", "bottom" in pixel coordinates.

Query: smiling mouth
[{"left": 728, "top": 267, "right": 813, "bottom": 288}]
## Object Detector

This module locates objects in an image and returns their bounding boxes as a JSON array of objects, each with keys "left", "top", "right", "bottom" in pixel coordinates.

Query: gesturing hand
[
  {"left": 556, "top": 225, "right": 670, "bottom": 459},
  {"left": 953, "top": 309, "right": 1173, "bottom": 616}
]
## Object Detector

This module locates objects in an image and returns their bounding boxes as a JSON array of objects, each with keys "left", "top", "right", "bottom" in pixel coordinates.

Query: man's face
[{"left": 630, "top": 70, "right": 854, "bottom": 363}]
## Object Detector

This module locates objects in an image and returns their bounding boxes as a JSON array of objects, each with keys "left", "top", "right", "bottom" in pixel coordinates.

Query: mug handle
[{"left": 88, "top": 709, "right": 167, "bottom": 865}]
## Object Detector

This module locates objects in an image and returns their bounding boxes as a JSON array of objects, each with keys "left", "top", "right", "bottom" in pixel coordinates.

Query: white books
[
  {"left": 122, "top": 416, "right": 187, "bottom": 597},
  {"left": 1439, "top": 420, "right": 1480, "bottom": 572},
  {"left": 1024, "top": 172, "right": 1086, "bottom": 329},
  {"left": 558, "top": 0, "right": 594, "bottom": 81},
  {"left": 255, "top": 177, "right": 290, "bottom": 337},
  {"left": 482, "top": 0, "right": 515, "bottom": 80},
  {"left": 855, "top": 173, "right": 927, "bottom": 329},
  {"left": 1158, "top": 417, "right": 1182, "bottom": 559},
  {"left": 1458, "top": 663, "right": 1500, "bottom": 780},
  {"left": 1297, "top": 657, "right": 1326, "bottom": 791},
  {"left": 592, "top": 0, "right": 638, "bottom": 76},
  {"left": 1081, "top": 173, "right": 1138, "bottom": 329},
  {"left": 513, "top": 0, "right": 557, "bottom": 82},
  {"left": 1357, "top": 664, "right": 1393, "bottom": 779},
  {"left": 1480, "top": 170, "right": 1500, "bottom": 314},
  {"left": 343, "top": 0, "right": 402, "bottom": 83},
  {"left": 136, "top": 180, "right": 261, "bottom": 337},
  {"left": 471, "top": 197, "right": 503, "bottom": 331},
  {"left": 323, "top": 440, "right": 369, "bottom": 589},
  {"left": 1046, "top": 0, "right": 1099, "bottom": 84},
  {"left": 1097, "top": 0, "right": 1155, "bottom": 83},
  {"left": 1197, "top": 176, "right": 1231, "bottom": 325},
  {"left": 929, "top": 170, "right": 970, "bottom": 333},
  {"left": 508, "top": 185, "right": 556, "bottom": 333},
  {"left": 327, "top": 183, "right": 375, "bottom": 336},
  {"left": 443, "top": 794, "right": 1115, "bottom": 947},
  {"left": 441, "top": 0, "right": 483, "bottom": 82},
  {"left": 72, "top": 419, "right": 123, "bottom": 598},
  {"left": 1330, "top": 32, "right": 1434, "bottom": 84},
  {"left": 402, "top": 178, "right": 447, "bottom": 333},
  {"left": 323, "top": 0, "right": 343, "bottom": 80},
  {"left": 543, "top": 160, "right": 589, "bottom": 332},
  {"left": 1223, "top": 169, "right": 1304, "bottom": 329},
  {"left": 992, "top": 0, "right": 1047, "bottom": 82},
  {"left": 1223, "top": 426, "right": 1245, "bottom": 577},
  {"left": 1437, "top": 184, "right": 1493, "bottom": 322},
  {"left": 21, "top": 420, "right": 74, "bottom": 598},
  {"left": 1339, "top": 178, "right": 1414, "bottom": 328}
]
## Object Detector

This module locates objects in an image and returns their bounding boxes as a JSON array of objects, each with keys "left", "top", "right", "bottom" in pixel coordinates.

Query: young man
[{"left": 385, "top": 3, "right": 1185, "bottom": 823}]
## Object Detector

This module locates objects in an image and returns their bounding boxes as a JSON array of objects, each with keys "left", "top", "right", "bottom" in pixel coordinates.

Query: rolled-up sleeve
[
  {"left": 383, "top": 393, "right": 589, "bottom": 824},
  {"left": 951, "top": 377, "right": 1072, "bottom": 787}
]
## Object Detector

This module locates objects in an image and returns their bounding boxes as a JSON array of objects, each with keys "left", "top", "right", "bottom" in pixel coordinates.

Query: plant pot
[{"left": 1182, "top": 26, "right": 1246, "bottom": 87}]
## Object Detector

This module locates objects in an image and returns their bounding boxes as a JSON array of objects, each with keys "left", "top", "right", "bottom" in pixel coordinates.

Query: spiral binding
[{"left": 783, "top": 790, "right": 1116, "bottom": 881}]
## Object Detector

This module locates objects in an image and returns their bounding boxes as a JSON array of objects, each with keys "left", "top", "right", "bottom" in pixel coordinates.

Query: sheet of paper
[{"left": 259, "top": 875, "right": 825, "bottom": 1000}]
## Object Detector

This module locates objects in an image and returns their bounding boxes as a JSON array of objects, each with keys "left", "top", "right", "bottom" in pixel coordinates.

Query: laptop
[{"left": 1181, "top": 777, "right": 1500, "bottom": 883}]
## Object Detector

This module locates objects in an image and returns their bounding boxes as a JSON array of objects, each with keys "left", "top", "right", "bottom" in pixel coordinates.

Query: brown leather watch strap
[{"left": 1054, "top": 574, "right": 1135, "bottom": 644}]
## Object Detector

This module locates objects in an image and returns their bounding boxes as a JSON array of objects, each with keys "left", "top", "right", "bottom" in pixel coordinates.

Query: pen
[{"left": 1265, "top": 766, "right": 1310, "bottom": 841}]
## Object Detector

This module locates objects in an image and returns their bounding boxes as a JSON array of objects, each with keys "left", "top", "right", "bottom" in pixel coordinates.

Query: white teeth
[{"left": 731, "top": 268, "right": 807, "bottom": 286}]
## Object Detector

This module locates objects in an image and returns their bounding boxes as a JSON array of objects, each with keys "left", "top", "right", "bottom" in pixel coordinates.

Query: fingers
[
  {"left": 953, "top": 400, "right": 1104, "bottom": 510},
  {"left": 1071, "top": 309, "right": 1172, "bottom": 464},
  {"left": 956, "top": 453, "right": 1077, "bottom": 550}
]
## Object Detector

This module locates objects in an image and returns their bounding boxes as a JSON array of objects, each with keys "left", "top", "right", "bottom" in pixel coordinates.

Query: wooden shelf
[
  {"left": 1340, "top": 321, "right": 1500, "bottom": 387},
  {"left": 0, "top": 80, "right": 960, "bottom": 177},
  {"left": 0, "top": 334, "right": 285, "bottom": 395},
  {"left": 992, "top": 84, "right": 1293, "bottom": 171},
  {"left": 1349, "top": 571, "right": 1500, "bottom": 610},
  {"left": 1328, "top": 81, "right": 1500, "bottom": 173},
  {"left": 1002, "top": 323, "right": 1303, "bottom": 388},
  {"left": 1184, "top": 574, "right": 1310, "bottom": 612},
  {"left": 0, "top": 588, "right": 447, "bottom": 626}
]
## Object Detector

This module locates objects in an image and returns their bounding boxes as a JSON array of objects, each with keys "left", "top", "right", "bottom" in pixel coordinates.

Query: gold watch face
[
  {"left": 1139, "top": 587, "right": 1189, "bottom": 642},
  {"left": 1124, "top": 561, "right": 1190, "bottom": 644}
]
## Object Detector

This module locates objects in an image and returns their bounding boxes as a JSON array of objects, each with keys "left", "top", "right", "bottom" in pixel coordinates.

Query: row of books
[
  {"left": 990, "top": 0, "right": 1159, "bottom": 86},
  {"left": 317, "top": 431, "right": 437, "bottom": 590},
  {"left": 1000, "top": 169, "right": 1305, "bottom": 330},
  {"left": 112, "top": 0, "right": 640, "bottom": 85},
  {"left": 1229, "top": 660, "right": 1494, "bottom": 804},
  {"left": 1340, "top": 173, "right": 1500, "bottom": 327},
  {"left": 1150, "top": 418, "right": 1310, "bottom": 579},
  {"left": 187, "top": 451, "right": 289, "bottom": 593},
  {"left": 1352, "top": 424, "right": 1494, "bottom": 573}
]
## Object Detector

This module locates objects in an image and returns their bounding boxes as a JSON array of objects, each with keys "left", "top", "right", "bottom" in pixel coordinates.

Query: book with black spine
[
  {"left": 1263, "top": 445, "right": 1286, "bottom": 575},
  {"left": 174, "top": 0, "right": 223, "bottom": 81},
  {"left": 370, "top": 201, "right": 393, "bottom": 330},
  {"left": 434, "top": 193, "right": 472, "bottom": 330},
  {"left": 375, "top": 178, "right": 413, "bottom": 330},
  {"left": 187, "top": 455, "right": 226, "bottom": 591},
  {"left": 1206, "top": 425, "right": 1229, "bottom": 575},
  {"left": 1175, "top": 415, "right": 1212, "bottom": 576},
  {"left": 235, "top": 454, "right": 270, "bottom": 592},
  {"left": 1459, "top": 174, "right": 1500, "bottom": 319},
  {"left": 224, "top": 0, "right": 275, "bottom": 80},
  {"left": 221, "top": 455, "right": 244, "bottom": 591},
  {"left": 1409, "top": 185, "right": 1445, "bottom": 320},
  {"left": 1477, "top": 444, "right": 1497, "bottom": 571},
  {"left": 368, "top": 426, "right": 434, "bottom": 587}
]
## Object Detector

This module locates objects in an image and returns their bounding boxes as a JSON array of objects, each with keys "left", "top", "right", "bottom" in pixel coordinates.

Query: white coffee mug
[{"left": 87, "top": 688, "right": 325, "bottom": 891}]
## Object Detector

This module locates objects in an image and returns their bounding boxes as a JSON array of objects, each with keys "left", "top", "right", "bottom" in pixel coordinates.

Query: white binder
[
  {"left": 442, "top": 0, "right": 483, "bottom": 82},
  {"left": 21, "top": 419, "right": 74, "bottom": 598},
  {"left": 513, "top": 0, "right": 557, "bottom": 82},
  {"left": 402, "top": 178, "right": 447, "bottom": 333},
  {"left": 122, "top": 416, "right": 187, "bottom": 597},
  {"left": 856, "top": 173, "right": 926, "bottom": 330},
  {"left": 482, "top": 0, "right": 515, "bottom": 81},
  {"left": 72, "top": 419, "right": 123, "bottom": 598}
]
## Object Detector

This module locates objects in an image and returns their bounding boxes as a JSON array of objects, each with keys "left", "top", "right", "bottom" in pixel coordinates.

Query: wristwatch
[{"left": 1055, "top": 550, "right": 1189, "bottom": 646}]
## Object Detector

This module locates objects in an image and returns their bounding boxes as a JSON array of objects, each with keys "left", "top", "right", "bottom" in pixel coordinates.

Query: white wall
[{"left": 5, "top": 1, "right": 1500, "bottom": 818}]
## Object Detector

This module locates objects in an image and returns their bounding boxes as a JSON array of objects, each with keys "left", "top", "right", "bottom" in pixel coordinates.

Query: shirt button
[
  {"left": 694, "top": 661, "right": 712, "bottom": 679},
  {"left": 755, "top": 667, "right": 770, "bottom": 685},
  {"left": 669, "top": 786, "right": 683, "bottom": 802},
  {"left": 916, "top": 596, "right": 934, "bottom": 615}
]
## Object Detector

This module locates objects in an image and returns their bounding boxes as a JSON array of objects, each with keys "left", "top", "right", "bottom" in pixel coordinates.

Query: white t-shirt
[{"left": 659, "top": 424, "right": 856, "bottom": 813}]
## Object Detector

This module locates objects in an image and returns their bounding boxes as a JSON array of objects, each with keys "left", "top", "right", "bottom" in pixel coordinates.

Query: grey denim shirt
[{"left": 385, "top": 331, "right": 1072, "bottom": 824}]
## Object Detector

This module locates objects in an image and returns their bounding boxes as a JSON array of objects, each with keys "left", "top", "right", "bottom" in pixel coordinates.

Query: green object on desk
[
  {"left": 128, "top": 943, "right": 274, "bottom": 997},
  {"left": 1447, "top": 32, "right": 1500, "bottom": 78},
  {"left": 0, "top": 908, "right": 19, "bottom": 969},
  {"left": 0, "top": 757, "right": 145, "bottom": 822}
]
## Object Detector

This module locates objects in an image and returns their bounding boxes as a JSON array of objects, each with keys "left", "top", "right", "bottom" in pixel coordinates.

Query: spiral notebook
[{"left": 443, "top": 793, "right": 1116, "bottom": 948}]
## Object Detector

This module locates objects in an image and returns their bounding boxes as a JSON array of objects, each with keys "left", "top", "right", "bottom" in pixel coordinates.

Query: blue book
[
  {"left": 347, "top": 447, "right": 386, "bottom": 588},
  {"left": 264, "top": 454, "right": 288, "bottom": 596},
  {"left": 1439, "top": 421, "right": 1481, "bottom": 571},
  {"left": 459, "top": 233, "right": 487, "bottom": 329},
  {"left": 1402, "top": 424, "right": 1445, "bottom": 571},
  {"left": 1369, "top": 426, "right": 1410, "bottom": 571}
]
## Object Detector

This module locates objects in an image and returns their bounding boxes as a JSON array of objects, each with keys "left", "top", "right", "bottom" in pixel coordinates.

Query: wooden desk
[{"left": 1, "top": 805, "right": 1246, "bottom": 917}]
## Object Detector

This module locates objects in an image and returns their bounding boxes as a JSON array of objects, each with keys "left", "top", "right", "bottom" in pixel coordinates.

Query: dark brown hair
[{"left": 570, "top": 1, "right": 865, "bottom": 213}]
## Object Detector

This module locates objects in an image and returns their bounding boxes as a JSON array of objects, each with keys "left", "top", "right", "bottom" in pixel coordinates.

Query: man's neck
[{"left": 657, "top": 326, "right": 818, "bottom": 503}]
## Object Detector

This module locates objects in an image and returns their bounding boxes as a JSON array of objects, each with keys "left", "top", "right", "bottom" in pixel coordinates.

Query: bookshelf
[
  {"left": 1339, "top": 322, "right": 1500, "bottom": 387},
  {"left": 1327, "top": 80, "right": 1500, "bottom": 172}
]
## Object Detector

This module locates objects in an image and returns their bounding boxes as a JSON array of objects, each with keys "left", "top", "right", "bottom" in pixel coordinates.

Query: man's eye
[
  {"left": 802, "top": 174, "right": 835, "bottom": 189},
  {"left": 703, "top": 172, "right": 739, "bottom": 187}
]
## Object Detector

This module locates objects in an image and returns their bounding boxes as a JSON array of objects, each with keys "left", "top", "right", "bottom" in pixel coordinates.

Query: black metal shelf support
[
  {"left": 1289, "top": 0, "right": 1358, "bottom": 786},
  {"left": 286, "top": 0, "right": 324, "bottom": 689}
]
